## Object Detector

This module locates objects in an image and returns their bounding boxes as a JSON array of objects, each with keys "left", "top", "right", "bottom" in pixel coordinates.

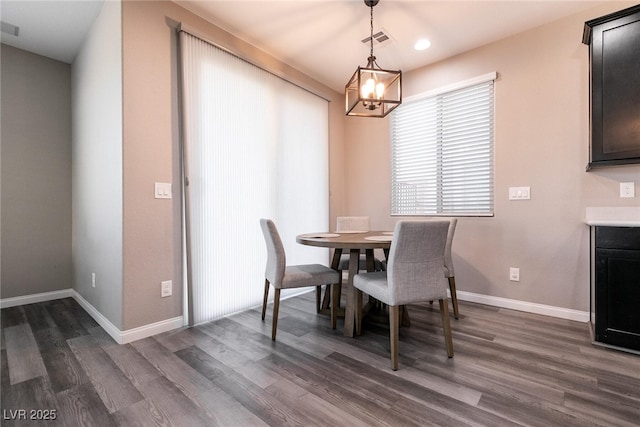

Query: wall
[
  {"left": 345, "top": 2, "right": 640, "bottom": 313},
  {"left": 0, "top": 45, "right": 72, "bottom": 299},
  {"left": 71, "top": 0, "right": 123, "bottom": 328},
  {"left": 120, "top": 0, "right": 345, "bottom": 330}
]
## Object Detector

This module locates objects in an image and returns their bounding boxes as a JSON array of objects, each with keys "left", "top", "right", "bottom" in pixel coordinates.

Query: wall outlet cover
[
  {"left": 620, "top": 182, "right": 635, "bottom": 198},
  {"left": 161, "top": 280, "right": 172, "bottom": 297}
]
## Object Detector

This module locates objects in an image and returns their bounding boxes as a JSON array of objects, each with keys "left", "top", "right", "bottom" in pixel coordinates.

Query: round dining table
[{"left": 296, "top": 231, "right": 393, "bottom": 337}]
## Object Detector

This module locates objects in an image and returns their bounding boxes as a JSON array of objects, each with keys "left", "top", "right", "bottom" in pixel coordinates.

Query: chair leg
[
  {"left": 331, "top": 283, "right": 339, "bottom": 329},
  {"left": 271, "top": 288, "right": 281, "bottom": 340},
  {"left": 389, "top": 305, "right": 400, "bottom": 370},
  {"left": 448, "top": 276, "right": 460, "bottom": 319},
  {"left": 316, "top": 286, "right": 322, "bottom": 313},
  {"left": 321, "top": 284, "right": 331, "bottom": 311},
  {"left": 438, "top": 299, "right": 454, "bottom": 358},
  {"left": 354, "top": 288, "right": 363, "bottom": 336},
  {"left": 261, "top": 279, "right": 270, "bottom": 321}
]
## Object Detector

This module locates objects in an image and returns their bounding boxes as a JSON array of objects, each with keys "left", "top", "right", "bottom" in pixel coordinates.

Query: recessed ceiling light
[{"left": 414, "top": 38, "right": 431, "bottom": 51}]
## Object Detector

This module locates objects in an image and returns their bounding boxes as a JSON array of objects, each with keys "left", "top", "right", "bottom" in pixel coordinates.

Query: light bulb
[
  {"left": 376, "top": 82, "right": 385, "bottom": 99},
  {"left": 361, "top": 78, "right": 375, "bottom": 98}
]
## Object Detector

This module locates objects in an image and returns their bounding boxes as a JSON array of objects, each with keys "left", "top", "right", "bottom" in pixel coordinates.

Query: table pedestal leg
[
  {"left": 343, "top": 249, "right": 361, "bottom": 337},
  {"left": 321, "top": 249, "right": 343, "bottom": 311}
]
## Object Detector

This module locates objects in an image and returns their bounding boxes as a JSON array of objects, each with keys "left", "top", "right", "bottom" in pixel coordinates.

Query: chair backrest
[
  {"left": 260, "top": 219, "right": 286, "bottom": 286},
  {"left": 336, "top": 216, "right": 370, "bottom": 232},
  {"left": 386, "top": 220, "right": 449, "bottom": 305},
  {"left": 444, "top": 218, "right": 457, "bottom": 278}
]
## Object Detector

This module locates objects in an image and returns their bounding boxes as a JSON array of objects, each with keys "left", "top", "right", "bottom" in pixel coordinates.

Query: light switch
[
  {"left": 509, "top": 186, "right": 531, "bottom": 200},
  {"left": 155, "top": 182, "right": 172, "bottom": 199}
]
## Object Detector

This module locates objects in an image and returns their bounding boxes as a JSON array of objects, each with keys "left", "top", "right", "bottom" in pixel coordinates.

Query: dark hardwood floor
[{"left": 1, "top": 293, "right": 639, "bottom": 426}]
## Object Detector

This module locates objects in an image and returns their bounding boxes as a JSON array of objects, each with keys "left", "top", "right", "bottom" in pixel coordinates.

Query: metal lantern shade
[
  {"left": 346, "top": 65, "right": 402, "bottom": 117},
  {"left": 345, "top": 0, "right": 402, "bottom": 117}
]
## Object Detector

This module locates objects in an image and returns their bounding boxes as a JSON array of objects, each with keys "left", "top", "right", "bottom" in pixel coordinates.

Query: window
[{"left": 390, "top": 73, "right": 496, "bottom": 216}]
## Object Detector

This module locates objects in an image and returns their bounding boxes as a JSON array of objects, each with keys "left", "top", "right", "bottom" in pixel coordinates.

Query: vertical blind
[
  {"left": 390, "top": 75, "right": 495, "bottom": 216},
  {"left": 179, "top": 30, "right": 329, "bottom": 325}
]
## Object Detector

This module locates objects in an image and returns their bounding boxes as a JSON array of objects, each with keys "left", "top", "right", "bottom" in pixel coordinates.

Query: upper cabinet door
[{"left": 584, "top": 5, "right": 640, "bottom": 170}]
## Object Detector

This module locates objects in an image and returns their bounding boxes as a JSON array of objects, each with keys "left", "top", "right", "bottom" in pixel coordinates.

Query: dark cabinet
[
  {"left": 583, "top": 5, "right": 640, "bottom": 170},
  {"left": 590, "top": 226, "right": 640, "bottom": 352}
]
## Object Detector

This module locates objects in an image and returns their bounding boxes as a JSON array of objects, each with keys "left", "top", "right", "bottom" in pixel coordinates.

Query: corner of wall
[{"left": 71, "top": 0, "right": 124, "bottom": 330}]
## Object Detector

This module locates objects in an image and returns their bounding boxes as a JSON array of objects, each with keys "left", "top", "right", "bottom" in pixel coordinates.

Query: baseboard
[
  {"left": 71, "top": 290, "right": 124, "bottom": 343},
  {"left": 0, "top": 288, "right": 184, "bottom": 344},
  {"left": 70, "top": 290, "right": 184, "bottom": 344},
  {"left": 0, "top": 289, "right": 74, "bottom": 308},
  {"left": 118, "top": 316, "right": 185, "bottom": 344},
  {"left": 457, "top": 291, "right": 589, "bottom": 322},
  {"left": 1, "top": 288, "right": 587, "bottom": 340}
]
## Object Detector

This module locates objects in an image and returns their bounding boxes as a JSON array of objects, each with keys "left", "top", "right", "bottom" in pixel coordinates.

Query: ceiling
[
  {"left": 0, "top": 1, "right": 104, "bottom": 63},
  {"left": 1, "top": 1, "right": 609, "bottom": 92}
]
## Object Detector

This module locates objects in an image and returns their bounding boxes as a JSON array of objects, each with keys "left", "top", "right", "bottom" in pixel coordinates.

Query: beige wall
[
  {"left": 344, "top": 2, "right": 640, "bottom": 312},
  {"left": 1, "top": 45, "right": 72, "bottom": 299},
  {"left": 121, "top": 0, "right": 345, "bottom": 329},
  {"left": 8, "top": 0, "right": 636, "bottom": 327}
]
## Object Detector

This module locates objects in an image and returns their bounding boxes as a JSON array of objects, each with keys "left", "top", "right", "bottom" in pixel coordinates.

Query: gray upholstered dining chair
[
  {"left": 353, "top": 220, "right": 454, "bottom": 370},
  {"left": 444, "top": 218, "right": 460, "bottom": 319},
  {"left": 260, "top": 219, "right": 341, "bottom": 340}
]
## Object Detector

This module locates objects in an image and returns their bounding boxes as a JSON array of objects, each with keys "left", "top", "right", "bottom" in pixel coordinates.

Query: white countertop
[{"left": 585, "top": 207, "right": 640, "bottom": 227}]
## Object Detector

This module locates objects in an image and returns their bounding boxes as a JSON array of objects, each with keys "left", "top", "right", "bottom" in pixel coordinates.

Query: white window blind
[
  {"left": 391, "top": 74, "right": 495, "bottom": 216},
  {"left": 179, "top": 30, "right": 329, "bottom": 325}
]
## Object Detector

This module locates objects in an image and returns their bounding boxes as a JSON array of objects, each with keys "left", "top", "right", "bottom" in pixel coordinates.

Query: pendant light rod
[
  {"left": 365, "top": 0, "right": 379, "bottom": 67},
  {"left": 368, "top": 0, "right": 375, "bottom": 61}
]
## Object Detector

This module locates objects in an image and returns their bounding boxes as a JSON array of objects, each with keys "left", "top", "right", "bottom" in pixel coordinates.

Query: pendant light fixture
[{"left": 345, "top": 0, "right": 402, "bottom": 117}]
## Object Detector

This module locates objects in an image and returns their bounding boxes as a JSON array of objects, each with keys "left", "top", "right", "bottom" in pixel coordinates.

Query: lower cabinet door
[{"left": 595, "top": 248, "right": 640, "bottom": 351}]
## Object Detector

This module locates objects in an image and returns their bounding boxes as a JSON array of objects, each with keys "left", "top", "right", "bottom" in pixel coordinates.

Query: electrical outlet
[
  {"left": 509, "top": 267, "right": 520, "bottom": 282},
  {"left": 161, "top": 280, "right": 172, "bottom": 297},
  {"left": 620, "top": 182, "right": 635, "bottom": 198},
  {"left": 92, "top": 272, "right": 96, "bottom": 288}
]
